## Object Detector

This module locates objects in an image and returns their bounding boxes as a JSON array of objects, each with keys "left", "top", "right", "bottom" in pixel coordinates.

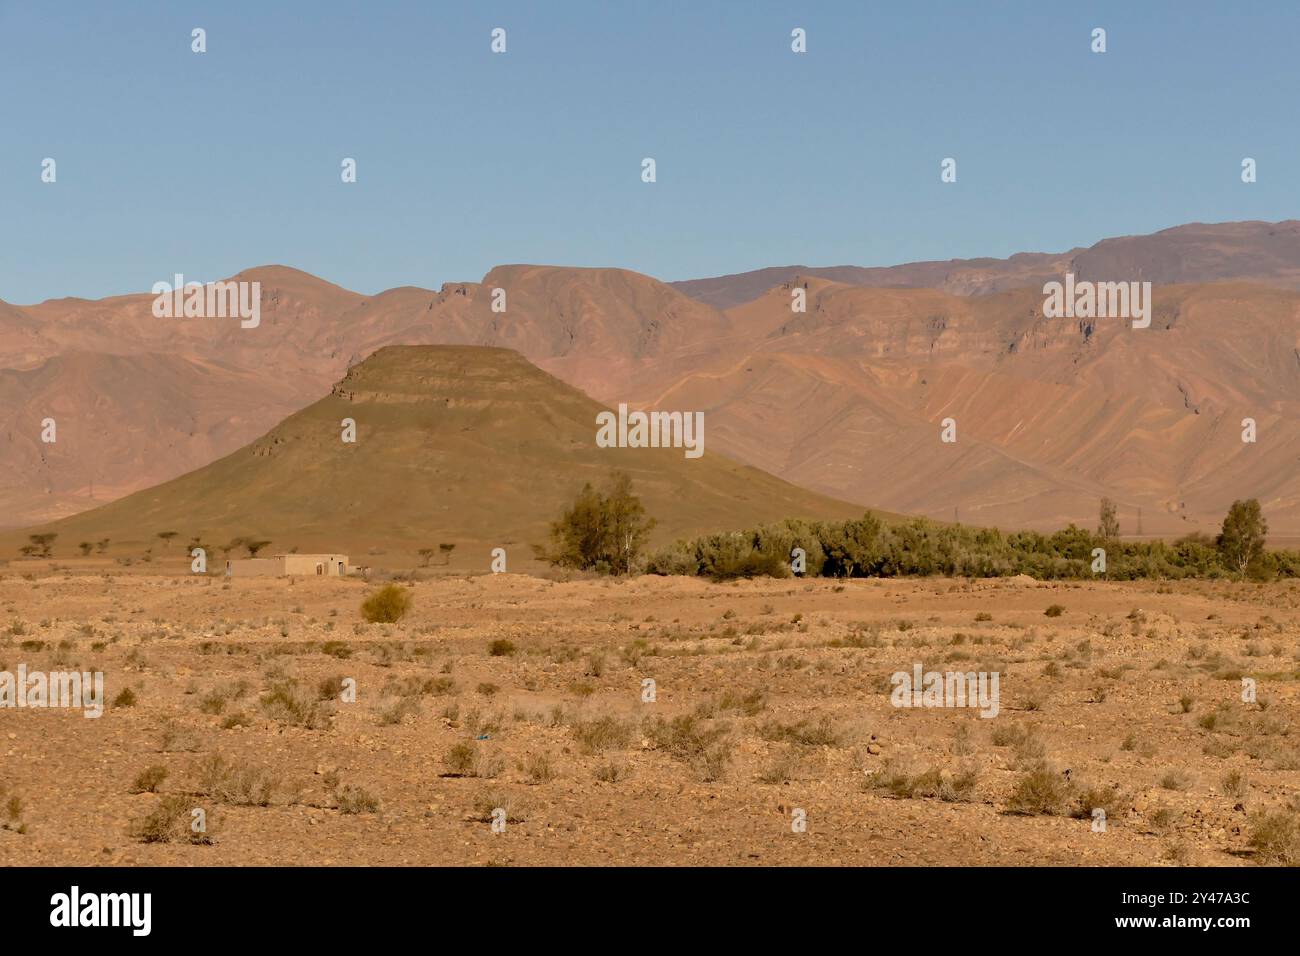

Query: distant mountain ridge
[{"left": 669, "top": 220, "right": 1300, "bottom": 308}]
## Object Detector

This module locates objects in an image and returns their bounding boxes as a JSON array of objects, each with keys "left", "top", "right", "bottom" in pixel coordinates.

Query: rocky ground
[{"left": 0, "top": 565, "right": 1297, "bottom": 866}]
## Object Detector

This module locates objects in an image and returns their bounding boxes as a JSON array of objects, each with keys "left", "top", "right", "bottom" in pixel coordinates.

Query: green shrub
[{"left": 361, "top": 584, "right": 412, "bottom": 624}]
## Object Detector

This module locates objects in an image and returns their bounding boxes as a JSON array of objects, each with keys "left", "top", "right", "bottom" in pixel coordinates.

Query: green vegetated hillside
[{"left": 4, "top": 346, "right": 867, "bottom": 564}]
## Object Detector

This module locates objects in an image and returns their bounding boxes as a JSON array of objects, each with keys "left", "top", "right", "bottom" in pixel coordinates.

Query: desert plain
[{"left": 0, "top": 563, "right": 1296, "bottom": 867}]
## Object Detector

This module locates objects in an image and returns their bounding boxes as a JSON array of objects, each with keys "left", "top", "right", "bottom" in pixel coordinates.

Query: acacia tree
[{"left": 1217, "top": 499, "right": 1267, "bottom": 575}]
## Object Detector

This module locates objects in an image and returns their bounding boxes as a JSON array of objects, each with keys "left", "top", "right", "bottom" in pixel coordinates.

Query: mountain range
[{"left": 2, "top": 219, "right": 1298, "bottom": 544}]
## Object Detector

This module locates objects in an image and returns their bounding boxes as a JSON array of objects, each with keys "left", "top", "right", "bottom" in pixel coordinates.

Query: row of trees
[
  {"left": 645, "top": 499, "right": 1285, "bottom": 581},
  {"left": 17, "top": 532, "right": 271, "bottom": 560},
  {"left": 1095, "top": 496, "right": 1269, "bottom": 574},
  {"left": 540, "top": 474, "right": 1288, "bottom": 582},
  {"left": 12, "top": 475, "right": 1281, "bottom": 583},
  {"left": 417, "top": 544, "right": 457, "bottom": 566}
]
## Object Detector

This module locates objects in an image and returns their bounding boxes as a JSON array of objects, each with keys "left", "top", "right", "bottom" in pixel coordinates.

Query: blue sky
[{"left": 0, "top": 0, "right": 1295, "bottom": 303}]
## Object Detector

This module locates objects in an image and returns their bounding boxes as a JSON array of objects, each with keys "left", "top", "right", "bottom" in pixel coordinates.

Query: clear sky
[{"left": 1, "top": 0, "right": 1295, "bottom": 303}]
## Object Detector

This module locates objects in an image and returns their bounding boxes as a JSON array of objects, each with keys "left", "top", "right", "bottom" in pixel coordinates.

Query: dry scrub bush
[
  {"left": 131, "top": 795, "right": 214, "bottom": 845},
  {"left": 1248, "top": 809, "right": 1300, "bottom": 865},
  {"left": 259, "top": 680, "right": 326, "bottom": 729},
  {"left": 645, "top": 714, "right": 734, "bottom": 781},
  {"left": 473, "top": 788, "right": 526, "bottom": 823},
  {"left": 758, "top": 715, "right": 842, "bottom": 747},
  {"left": 869, "top": 762, "right": 979, "bottom": 802},
  {"left": 333, "top": 783, "right": 380, "bottom": 814},
  {"left": 194, "top": 753, "right": 295, "bottom": 807},
  {"left": 361, "top": 584, "right": 412, "bottom": 624},
  {"left": 130, "top": 765, "right": 169, "bottom": 794},
  {"left": 571, "top": 715, "right": 636, "bottom": 754},
  {"left": 443, "top": 741, "right": 504, "bottom": 779},
  {"left": 1006, "top": 763, "right": 1077, "bottom": 815}
]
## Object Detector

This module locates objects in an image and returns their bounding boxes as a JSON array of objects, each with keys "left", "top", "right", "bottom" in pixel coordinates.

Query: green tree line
[{"left": 544, "top": 476, "right": 1292, "bottom": 582}]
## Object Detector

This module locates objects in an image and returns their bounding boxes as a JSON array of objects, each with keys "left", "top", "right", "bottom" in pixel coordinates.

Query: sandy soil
[{"left": 0, "top": 566, "right": 1296, "bottom": 866}]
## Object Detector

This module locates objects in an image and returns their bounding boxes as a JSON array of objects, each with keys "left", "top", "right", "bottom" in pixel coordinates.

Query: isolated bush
[
  {"left": 444, "top": 742, "right": 478, "bottom": 776},
  {"left": 259, "top": 680, "right": 325, "bottom": 729},
  {"left": 1072, "top": 783, "right": 1128, "bottom": 823},
  {"left": 131, "top": 795, "right": 214, "bottom": 845},
  {"left": 361, "top": 584, "right": 412, "bottom": 624},
  {"left": 757, "top": 715, "right": 841, "bottom": 747},
  {"left": 194, "top": 753, "right": 288, "bottom": 806},
  {"left": 645, "top": 714, "right": 733, "bottom": 781},
  {"left": 317, "top": 675, "right": 347, "bottom": 701},
  {"left": 571, "top": 715, "right": 636, "bottom": 754},
  {"left": 112, "top": 688, "right": 137, "bottom": 708},
  {"left": 869, "top": 762, "right": 979, "bottom": 802},
  {"left": 1248, "top": 809, "right": 1300, "bottom": 865},
  {"left": 333, "top": 784, "right": 380, "bottom": 814},
  {"left": 1006, "top": 763, "right": 1076, "bottom": 815},
  {"left": 1221, "top": 770, "right": 1248, "bottom": 800},
  {"left": 130, "top": 765, "right": 169, "bottom": 794},
  {"left": 523, "top": 751, "right": 555, "bottom": 784}
]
